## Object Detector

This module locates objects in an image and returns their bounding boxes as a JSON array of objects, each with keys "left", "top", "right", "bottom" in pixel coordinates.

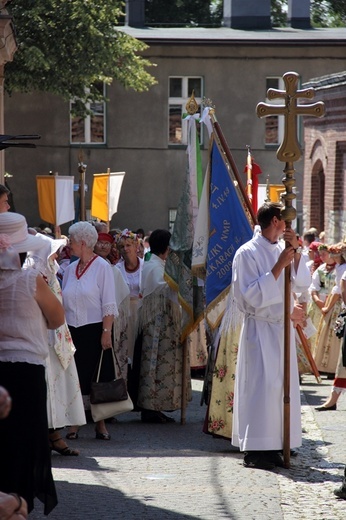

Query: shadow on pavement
[{"left": 31, "top": 481, "right": 224, "bottom": 520}]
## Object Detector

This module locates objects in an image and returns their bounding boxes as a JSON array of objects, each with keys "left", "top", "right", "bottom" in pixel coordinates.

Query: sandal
[
  {"left": 50, "top": 437, "right": 79, "bottom": 456},
  {"left": 95, "top": 428, "right": 111, "bottom": 441},
  {"left": 66, "top": 430, "right": 79, "bottom": 440}
]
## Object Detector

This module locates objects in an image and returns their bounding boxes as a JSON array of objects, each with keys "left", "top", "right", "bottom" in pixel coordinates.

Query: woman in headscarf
[
  {"left": 94, "top": 232, "right": 114, "bottom": 264},
  {"left": 307, "top": 241, "right": 323, "bottom": 274}
]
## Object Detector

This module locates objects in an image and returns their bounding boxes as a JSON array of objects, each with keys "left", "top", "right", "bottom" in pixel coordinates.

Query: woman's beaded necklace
[
  {"left": 76, "top": 254, "right": 98, "bottom": 279},
  {"left": 125, "top": 257, "right": 140, "bottom": 273}
]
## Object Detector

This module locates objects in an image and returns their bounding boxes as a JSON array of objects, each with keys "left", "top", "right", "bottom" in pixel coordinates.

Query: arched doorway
[{"left": 310, "top": 159, "right": 325, "bottom": 234}]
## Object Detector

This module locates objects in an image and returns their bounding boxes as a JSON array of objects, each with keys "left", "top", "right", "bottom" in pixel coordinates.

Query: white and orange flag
[
  {"left": 36, "top": 175, "right": 75, "bottom": 226},
  {"left": 91, "top": 171, "right": 125, "bottom": 222}
]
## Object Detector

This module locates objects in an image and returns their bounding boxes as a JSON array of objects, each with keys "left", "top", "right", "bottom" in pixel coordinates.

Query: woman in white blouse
[
  {"left": 62, "top": 222, "right": 117, "bottom": 440},
  {"left": 315, "top": 243, "right": 346, "bottom": 411},
  {"left": 115, "top": 230, "right": 144, "bottom": 402}
]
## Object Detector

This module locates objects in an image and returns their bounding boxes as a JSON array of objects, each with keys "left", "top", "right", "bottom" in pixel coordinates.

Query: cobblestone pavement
[{"left": 30, "top": 375, "right": 345, "bottom": 520}]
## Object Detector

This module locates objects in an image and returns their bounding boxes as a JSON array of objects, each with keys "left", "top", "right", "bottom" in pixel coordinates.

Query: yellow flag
[
  {"left": 36, "top": 176, "right": 75, "bottom": 225},
  {"left": 269, "top": 184, "right": 285, "bottom": 203},
  {"left": 91, "top": 172, "right": 125, "bottom": 221}
]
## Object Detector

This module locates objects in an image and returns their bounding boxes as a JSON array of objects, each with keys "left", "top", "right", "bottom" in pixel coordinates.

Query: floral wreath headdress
[
  {"left": 116, "top": 228, "right": 138, "bottom": 243},
  {"left": 328, "top": 242, "right": 346, "bottom": 260}
]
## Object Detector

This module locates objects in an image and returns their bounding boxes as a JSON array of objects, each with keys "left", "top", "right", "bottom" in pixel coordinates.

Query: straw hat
[{"left": 0, "top": 212, "right": 45, "bottom": 253}]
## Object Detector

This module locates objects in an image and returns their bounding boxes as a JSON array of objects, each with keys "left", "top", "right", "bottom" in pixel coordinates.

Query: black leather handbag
[{"left": 90, "top": 349, "right": 128, "bottom": 404}]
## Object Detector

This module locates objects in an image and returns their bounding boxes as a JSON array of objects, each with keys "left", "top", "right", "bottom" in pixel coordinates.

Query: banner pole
[
  {"left": 78, "top": 150, "right": 86, "bottom": 221},
  {"left": 107, "top": 167, "right": 111, "bottom": 230}
]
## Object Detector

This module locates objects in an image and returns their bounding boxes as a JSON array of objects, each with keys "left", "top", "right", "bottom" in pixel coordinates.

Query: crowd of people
[
  {"left": 1, "top": 183, "right": 346, "bottom": 515},
  {"left": 0, "top": 183, "right": 192, "bottom": 515}
]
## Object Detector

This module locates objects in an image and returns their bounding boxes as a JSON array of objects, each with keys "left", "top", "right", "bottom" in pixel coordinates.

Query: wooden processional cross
[{"left": 256, "top": 71, "right": 325, "bottom": 468}]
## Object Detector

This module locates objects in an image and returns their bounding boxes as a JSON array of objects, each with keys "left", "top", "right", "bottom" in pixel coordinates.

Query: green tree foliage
[
  {"left": 271, "top": 0, "right": 287, "bottom": 27},
  {"left": 271, "top": 0, "right": 346, "bottom": 28},
  {"left": 145, "top": 0, "right": 222, "bottom": 27},
  {"left": 5, "top": 1, "right": 157, "bottom": 115},
  {"left": 311, "top": 0, "right": 346, "bottom": 27},
  {"left": 209, "top": 0, "right": 223, "bottom": 25}
]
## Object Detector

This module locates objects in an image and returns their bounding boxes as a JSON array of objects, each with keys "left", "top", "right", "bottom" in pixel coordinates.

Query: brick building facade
[{"left": 303, "top": 72, "right": 346, "bottom": 244}]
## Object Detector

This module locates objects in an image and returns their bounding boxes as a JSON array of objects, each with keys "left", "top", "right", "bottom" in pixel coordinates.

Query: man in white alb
[{"left": 231, "top": 202, "right": 311, "bottom": 469}]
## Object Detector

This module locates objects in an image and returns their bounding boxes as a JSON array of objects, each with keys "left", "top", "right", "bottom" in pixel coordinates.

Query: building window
[
  {"left": 168, "top": 76, "right": 203, "bottom": 145},
  {"left": 70, "top": 83, "right": 106, "bottom": 144},
  {"left": 169, "top": 208, "right": 177, "bottom": 233},
  {"left": 264, "top": 77, "right": 285, "bottom": 145}
]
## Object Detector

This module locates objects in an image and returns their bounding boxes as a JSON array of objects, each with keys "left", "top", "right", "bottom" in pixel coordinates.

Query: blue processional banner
[{"left": 205, "top": 140, "right": 253, "bottom": 318}]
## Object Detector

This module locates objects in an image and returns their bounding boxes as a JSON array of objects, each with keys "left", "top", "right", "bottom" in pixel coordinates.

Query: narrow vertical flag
[
  {"left": 36, "top": 175, "right": 75, "bottom": 226},
  {"left": 91, "top": 171, "right": 125, "bottom": 222},
  {"left": 192, "top": 130, "right": 254, "bottom": 329},
  {"left": 164, "top": 114, "right": 204, "bottom": 340},
  {"left": 243, "top": 148, "right": 262, "bottom": 214},
  {"left": 245, "top": 146, "right": 253, "bottom": 207}
]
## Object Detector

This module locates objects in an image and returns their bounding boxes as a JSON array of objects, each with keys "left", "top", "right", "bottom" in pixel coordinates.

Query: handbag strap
[{"left": 95, "top": 348, "right": 122, "bottom": 382}]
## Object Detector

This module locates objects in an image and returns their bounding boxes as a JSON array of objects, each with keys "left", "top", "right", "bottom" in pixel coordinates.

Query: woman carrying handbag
[{"left": 62, "top": 222, "right": 118, "bottom": 440}]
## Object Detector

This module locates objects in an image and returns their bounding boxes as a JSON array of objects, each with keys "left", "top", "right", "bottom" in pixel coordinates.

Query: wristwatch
[{"left": 294, "top": 246, "right": 303, "bottom": 254}]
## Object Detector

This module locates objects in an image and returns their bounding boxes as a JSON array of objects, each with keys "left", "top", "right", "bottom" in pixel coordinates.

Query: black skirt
[
  {"left": 69, "top": 322, "right": 115, "bottom": 396},
  {"left": 0, "top": 361, "right": 58, "bottom": 515}
]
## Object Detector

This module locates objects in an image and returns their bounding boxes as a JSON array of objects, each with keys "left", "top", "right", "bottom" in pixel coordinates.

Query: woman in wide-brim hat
[
  {"left": 26, "top": 232, "right": 86, "bottom": 455},
  {"left": 0, "top": 212, "right": 65, "bottom": 515}
]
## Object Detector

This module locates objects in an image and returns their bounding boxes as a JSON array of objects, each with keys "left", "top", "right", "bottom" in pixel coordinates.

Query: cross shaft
[{"left": 256, "top": 71, "right": 326, "bottom": 471}]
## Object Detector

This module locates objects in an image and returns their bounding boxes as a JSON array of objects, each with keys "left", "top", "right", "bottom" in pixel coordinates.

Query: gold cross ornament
[{"left": 257, "top": 71, "right": 325, "bottom": 162}]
